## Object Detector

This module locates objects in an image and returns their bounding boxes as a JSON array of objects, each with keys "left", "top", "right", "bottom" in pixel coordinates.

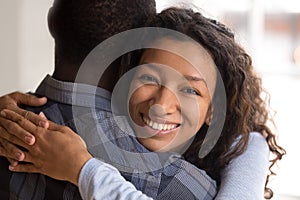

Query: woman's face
[{"left": 128, "top": 38, "right": 216, "bottom": 153}]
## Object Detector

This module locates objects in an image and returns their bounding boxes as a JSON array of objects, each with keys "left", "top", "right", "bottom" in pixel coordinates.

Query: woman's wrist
[{"left": 69, "top": 151, "right": 93, "bottom": 186}]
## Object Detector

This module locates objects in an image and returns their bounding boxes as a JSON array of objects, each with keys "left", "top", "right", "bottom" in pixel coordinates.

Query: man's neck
[
  {"left": 52, "top": 65, "right": 78, "bottom": 83},
  {"left": 52, "top": 63, "right": 120, "bottom": 93}
]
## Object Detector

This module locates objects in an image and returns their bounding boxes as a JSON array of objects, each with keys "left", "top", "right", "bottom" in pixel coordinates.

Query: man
[{"left": 0, "top": 0, "right": 163, "bottom": 199}]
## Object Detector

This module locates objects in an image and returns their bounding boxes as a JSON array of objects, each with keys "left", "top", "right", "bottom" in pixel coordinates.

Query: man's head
[{"left": 48, "top": 0, "right": 156, "bottom": 66}]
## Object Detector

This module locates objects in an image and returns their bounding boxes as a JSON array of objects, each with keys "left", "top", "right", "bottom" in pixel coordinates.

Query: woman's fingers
[
  {"left": 0, "top": 138, "right": 25, "bottom": 161},
  {"left": 9, "top": 163, "right": 39, "bottom": 174},
  {"left": 8, "top": 92, "right": 47, "bottom": 107},
  {"left": 17, "top": 110, "right": 49, "bottom": 129},
  {"left": 0, "top": 92, "right": 47, "bottom": 113},
  {"left": 0, "top": 123, "right": 31, "bottom": 147},
  {"left": 0, "top": 110, "right": 36, "bottom": 145},
  {"left": 47, "top": 120, "right": 64, "bottom": 131},
  {"left": 7, "top": 158, "right": 18, "bottom": 167}
]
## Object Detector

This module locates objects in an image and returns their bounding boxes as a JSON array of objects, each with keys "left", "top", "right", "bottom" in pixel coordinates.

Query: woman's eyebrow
[
  {"left": 139, "top": 62, "right": 207, "bottom": 83},
  {"left": 183, "top": 75, "right": 206, "bottom": 83},
  {"left": 182, "top": 75, "right": 208, "bottom": 88}
]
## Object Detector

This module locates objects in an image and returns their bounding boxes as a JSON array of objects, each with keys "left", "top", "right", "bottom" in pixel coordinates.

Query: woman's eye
[
  {"left": 139, "top": 75, "right": 159, "bottom": 84},
  {"left": 181, "top": 88, "right": 200, "bottom": 96}
]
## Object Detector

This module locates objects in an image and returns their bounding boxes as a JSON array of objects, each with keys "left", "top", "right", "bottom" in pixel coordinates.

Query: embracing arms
[{"left": 0, "top": 92, "right": 270, "bottom": 199}]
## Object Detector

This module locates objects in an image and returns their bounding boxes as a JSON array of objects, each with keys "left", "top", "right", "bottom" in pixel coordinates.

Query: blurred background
[{"left": 0, "top": 0, "right": 299, "bottom": 199}]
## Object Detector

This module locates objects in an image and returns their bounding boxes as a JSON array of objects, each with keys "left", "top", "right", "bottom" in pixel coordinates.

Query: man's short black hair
[{"left": 51, "top": 0, "right": 156, "bottom": 65}]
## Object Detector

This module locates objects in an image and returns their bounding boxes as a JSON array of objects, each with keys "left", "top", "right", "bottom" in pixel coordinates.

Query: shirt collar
[{"left": 35, "top": 75, "right": 112, "bottom": 112}]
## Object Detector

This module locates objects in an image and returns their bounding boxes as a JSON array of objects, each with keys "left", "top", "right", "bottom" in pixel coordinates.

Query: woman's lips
[{"left": 141, "top": 114, "right": 180, "bottom": 135}]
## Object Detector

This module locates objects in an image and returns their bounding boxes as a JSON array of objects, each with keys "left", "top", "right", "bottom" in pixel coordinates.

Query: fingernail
[
  {"left": 39, "top": 112, "right": 47, "bottom": 119},
  {"left": 0, "top": 110, "right": 6, "bottom": 117},
  {"left": 25, "top": 136, "right": 33, "bottom": 144},
  {"left": 15, "top": 152, "right": 22, "bottom": 160},
  {"left": 9, "top": 165, "right": 15, "bottom": 171},
  {"left": 11, "top": 161, "right": 18, "bottom": 167},
  {"left": 39, "top": 120, "right": 47, "bottom": 128}
]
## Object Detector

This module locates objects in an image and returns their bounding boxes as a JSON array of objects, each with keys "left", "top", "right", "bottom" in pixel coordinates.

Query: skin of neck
[{"left": 52, "top": 58, "right": 121, "bottom": 93}]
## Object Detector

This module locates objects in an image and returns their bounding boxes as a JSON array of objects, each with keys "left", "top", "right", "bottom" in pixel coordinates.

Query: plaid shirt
[{"left": 0, "top": 75, "right": 216, "bottom": 200}]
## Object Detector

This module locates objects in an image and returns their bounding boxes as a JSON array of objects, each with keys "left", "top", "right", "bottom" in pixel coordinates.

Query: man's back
[{"left": 0, "top": 0, "right": 157, "bottom": 198}]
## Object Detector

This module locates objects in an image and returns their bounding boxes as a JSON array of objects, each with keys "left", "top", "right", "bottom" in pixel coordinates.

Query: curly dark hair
[
  {"left": 50, "top": 0, "right": 156, "bottom": 66},
  {"left": 123, "top": 7, "right": 285, "bottom": 199}
]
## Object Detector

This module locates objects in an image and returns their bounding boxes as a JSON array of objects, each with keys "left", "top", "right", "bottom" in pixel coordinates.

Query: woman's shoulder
[{"left": 248, "top": 131, "right": 269, "bottom": 152}]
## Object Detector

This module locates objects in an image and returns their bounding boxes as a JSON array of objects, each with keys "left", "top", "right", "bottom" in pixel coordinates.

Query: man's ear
[
  {"left": 205, "top": 105, "right": 213, "bottom": 126},
  {"left": 47, "top": 7, "right": 55, "bottom": 38}
]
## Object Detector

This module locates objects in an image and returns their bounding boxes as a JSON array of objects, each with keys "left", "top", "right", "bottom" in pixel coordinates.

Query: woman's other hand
[
  {"left": 0, "top": 109, "right": 92, "bottom": 186},
  {"left": 0, "top": 92, "right": 47, "bottom": 163}
]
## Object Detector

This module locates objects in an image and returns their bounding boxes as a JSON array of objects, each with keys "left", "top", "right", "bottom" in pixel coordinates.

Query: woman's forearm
[{"left": 79, "top": 158, "right": 153, "bottom": 200}]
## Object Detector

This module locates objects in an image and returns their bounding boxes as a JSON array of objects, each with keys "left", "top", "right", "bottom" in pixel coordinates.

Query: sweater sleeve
[
  {"left": 215, "top": 132, "right": 269, "bottom": 200},
  {"left": 78, "top": 158, "right": 153, "bottom": 200}
]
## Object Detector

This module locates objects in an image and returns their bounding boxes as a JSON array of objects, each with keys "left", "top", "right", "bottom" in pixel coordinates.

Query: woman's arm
[
  {"left": 215, "top": 132, "right": 269, "bottom": 200},
  {"left": 0, "top": 109, "right": 153, "bottom": 200},
  {"left": 0, "top": 107, "right": 269, "bottom": 199},
  {"left": 79, "top": 158, "right": 153, "bottom": 200}
]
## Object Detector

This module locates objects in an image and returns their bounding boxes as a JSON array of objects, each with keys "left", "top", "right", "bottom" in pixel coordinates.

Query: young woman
[{"left": 0, "top": 7, "right": 285, "bottom": 199}]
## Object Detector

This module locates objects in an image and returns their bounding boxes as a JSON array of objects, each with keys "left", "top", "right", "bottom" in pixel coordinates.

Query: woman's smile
[{"left": 141, "top": 113, "right": 181, "bottom": 136}]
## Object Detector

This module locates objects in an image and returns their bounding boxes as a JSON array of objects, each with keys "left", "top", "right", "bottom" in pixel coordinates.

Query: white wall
[{"left": 0, "top": 0, "right": 53, "bottom": 96}]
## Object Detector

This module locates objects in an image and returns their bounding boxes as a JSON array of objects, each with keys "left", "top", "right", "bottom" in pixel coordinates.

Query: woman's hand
[
  {"left": 0, "top": 109, "right": 92, "bottom": 186},
  {"left": 0, "top": 91, "right": 47, "bottom": 112},
  {"left": 0, "top": 92, "right": 47, "bottom": 162}
]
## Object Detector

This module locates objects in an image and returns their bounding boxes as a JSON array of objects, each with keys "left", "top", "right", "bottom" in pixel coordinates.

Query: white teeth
[
  {"left": 158, "top": 124, "right": 164, "bottom": 130},
  {"left": 163, "top": 124, "right": 168, "bottom": 130},
  {"left": 143, "top": 116, "right": 178, "bottom": 131},
  {"left": 152, "top": 122, "right": 159, "bottom": 129},
  {"left": 149, "top": 120, "right": 153, "bottom": 127}
]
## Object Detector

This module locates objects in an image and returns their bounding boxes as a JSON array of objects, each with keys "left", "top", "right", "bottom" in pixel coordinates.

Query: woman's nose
[{"left": 149, "top": 87, "right": 179, "bottom": 116}]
